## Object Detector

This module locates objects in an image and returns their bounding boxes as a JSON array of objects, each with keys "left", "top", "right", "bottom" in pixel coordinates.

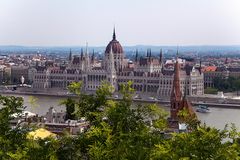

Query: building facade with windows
[{"left": 32, "top": 30, "right": 204, "bottom": 98}]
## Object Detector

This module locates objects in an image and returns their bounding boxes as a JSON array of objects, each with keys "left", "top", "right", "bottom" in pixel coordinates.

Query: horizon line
[{"left": 1, "top": 44, "right": 240, "bottom": 48}]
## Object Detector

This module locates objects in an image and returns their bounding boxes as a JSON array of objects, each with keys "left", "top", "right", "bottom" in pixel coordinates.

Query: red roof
[{"left": 203, "top": 66, "right": 217, "bottom": 72}]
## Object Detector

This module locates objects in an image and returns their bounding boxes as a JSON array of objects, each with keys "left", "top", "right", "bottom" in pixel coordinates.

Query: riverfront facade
[{"left": 32, "top": 30, "right": 204, "bottom": 98}]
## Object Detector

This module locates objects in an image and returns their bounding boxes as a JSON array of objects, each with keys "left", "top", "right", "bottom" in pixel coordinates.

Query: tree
[
  {"left": 65, "top": 81, "right": 169, "bottom": 159},
  {"left": 61, "top": 98, "right": 76, "bottom": 120},
  {"left": 177, "top": 107, "right": 200, "bottom": 130},
  {"left": 233, "top": 79, "right": 240, "bottom": 96},
  {"left": 151, "top": 124, "right": 240, "bottom": 160},
  {"left": 0, "top": 95, "right": 27, "bottom": 159},
  {"left": 28, "top": 96, "right": 39, "bottom": 112},
  {"left": 204, "top": 87, "right": 218, "bottom": 94},
  {"left": 0, "top": 81, "right": 240, "bottom": 159},
  {"left": 213, "top": 76, "right": 240, "bottom": 93}
]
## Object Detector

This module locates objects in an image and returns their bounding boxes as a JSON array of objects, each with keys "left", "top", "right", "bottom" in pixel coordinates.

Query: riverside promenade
[{"left": 1, "top": 89, "right": 240, "bottom": 109}]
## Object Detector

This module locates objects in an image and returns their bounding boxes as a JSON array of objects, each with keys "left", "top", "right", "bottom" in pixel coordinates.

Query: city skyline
[{"left": 0, "top": 0, "right": 240, "bottom": 46}]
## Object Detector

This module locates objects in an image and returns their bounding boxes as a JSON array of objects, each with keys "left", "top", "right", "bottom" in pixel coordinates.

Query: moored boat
[{"left": 196, "top": 105, "right": 211, "bottom": 113}]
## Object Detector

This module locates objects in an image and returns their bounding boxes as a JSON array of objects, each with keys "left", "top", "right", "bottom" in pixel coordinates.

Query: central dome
[{"left": 105, "top": 28, "right": 123, "bottom": 54}]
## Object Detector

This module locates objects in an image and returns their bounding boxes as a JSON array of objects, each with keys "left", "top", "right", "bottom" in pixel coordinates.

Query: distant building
[
  {"left": 11, "top": 65, "right": 29, "bottom": 84},
  {"left": 203, "top": 66, "right": 240, "bottom": 88},
  {"left": 32, "top": 29, "right": 204, "bottom": 98},
  {"left": 0, "top": 66, "right": 4, "bottom": 84},
  {"left": 28, "top": 67, "right": 37, "bottom": 84},
  {"left": 45, "top": 107, "right": 65, "bottom": 123}
]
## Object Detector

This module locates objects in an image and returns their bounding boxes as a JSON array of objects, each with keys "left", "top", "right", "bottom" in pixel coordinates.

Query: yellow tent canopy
[{"left": 27, "top": 128, "right": 56, "bottom": 140}]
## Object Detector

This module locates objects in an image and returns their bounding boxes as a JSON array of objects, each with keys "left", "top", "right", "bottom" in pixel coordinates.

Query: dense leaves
[
  {"left": 213, "top": 76, "right": 240, "bottom": 93},
  {"left": 204, "top": 87, "right": 218, "bottom": 94},
  {"left": 0, "top": 82, "right": 240, "bottom": 159}
]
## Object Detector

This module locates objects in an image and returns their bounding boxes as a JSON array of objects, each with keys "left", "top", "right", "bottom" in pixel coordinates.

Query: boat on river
[{"left": 196, "top": 105, "right": 211, "bottom": 113}]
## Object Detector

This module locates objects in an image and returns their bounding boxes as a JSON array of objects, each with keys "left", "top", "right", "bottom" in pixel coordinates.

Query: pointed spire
[
  {"left": 113, "top": 26, "right": 116, "bottom": 40},
  {"left": 85, "top": 42, "right": 89, "bottom": 61},
  {"left": 171, "top": 52, "right": 182, "bottom": 101},
  {"left": 85, "top": 42, "right": 88, "bottom": 56},
  {"left": 169, "top": 51, "right": 182, "bottom": 121},
  {"left": 135, "top": 49, "right": 138, "bottom": 62},
  {"left": 159, "top": 49, "right": 163, "bottom": 64},
  {"left": 168, "top": 47, "right": 197, "bottom": 125},
  {"left": 147, "top": 49, "right": 149, "bottom": 57},
  {"left": 69, "top": 48, "right": 72, "bottom": 61},
  {"left": 176, "top": 46, "right": 179, "bottom": 59},
  {"left": 148, "top": 49, "right": 151, "bottom": 62},
  {"left": 80, "top": 48, "right": 83, "bottom": 60},
  {"left": 91, "top": 49, "right": 95, "bottom": 63}
]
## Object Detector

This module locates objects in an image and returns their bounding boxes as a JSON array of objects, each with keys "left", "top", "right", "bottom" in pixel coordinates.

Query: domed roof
[{"left": 105, "top": 28, "right": 123, "bottom": 54}]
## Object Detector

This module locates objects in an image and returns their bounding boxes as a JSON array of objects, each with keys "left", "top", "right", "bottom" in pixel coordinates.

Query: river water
[{"left": 1, "top": 93, "right": 240, "bottom": 130}]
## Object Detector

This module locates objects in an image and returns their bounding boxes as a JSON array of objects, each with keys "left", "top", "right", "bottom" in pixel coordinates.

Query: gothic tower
[
  {"left": 69, "top": 49, "right": 72, "bottom": 62},
  {"left": 84, "top": 43, "right": 90, "bottom": 72},
  {"left": 170, "top": 55, "right": 182, "bottom": 121},
  {"left": 168, "top": 53, "right": 197, "bottom": 129}
]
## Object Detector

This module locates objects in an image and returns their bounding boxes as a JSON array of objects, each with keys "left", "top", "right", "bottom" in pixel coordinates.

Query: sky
[{"left": 0, "top": 0, "right": 240, "bottom": 46}]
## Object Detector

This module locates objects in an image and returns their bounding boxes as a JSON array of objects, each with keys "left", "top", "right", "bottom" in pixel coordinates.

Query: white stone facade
[{"left": 32, "top": 31, "right": 204, "bottom": 98}]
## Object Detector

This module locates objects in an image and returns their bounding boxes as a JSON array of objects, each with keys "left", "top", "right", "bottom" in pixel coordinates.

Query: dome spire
[{"left": 113, "top": 26, "right": 116, "bottom": 40}]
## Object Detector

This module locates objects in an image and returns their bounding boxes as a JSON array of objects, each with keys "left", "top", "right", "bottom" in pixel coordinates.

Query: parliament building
[{"left": 32, "top": 29, "right": 204, "bottom": 98}]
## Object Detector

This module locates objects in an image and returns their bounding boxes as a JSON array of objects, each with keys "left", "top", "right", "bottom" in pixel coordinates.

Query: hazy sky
[{"left": 0, "top": 0, "right": 240, "bottom": 46}]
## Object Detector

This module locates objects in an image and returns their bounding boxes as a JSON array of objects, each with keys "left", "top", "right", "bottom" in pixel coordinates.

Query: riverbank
[
  {"left": 2, "top": 91, "right": 240, "bottom": 130},
  {"left": 0, "top": 90, "right": 74, "bottom": 98},
  {"left": 2, "top": 90, "right": 240, "bottom": 109}
]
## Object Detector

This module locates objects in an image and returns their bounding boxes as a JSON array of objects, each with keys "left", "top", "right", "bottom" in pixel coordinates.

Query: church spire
[
  {"left": 135, "top": 49, "right": 138, "bottom": 62},
  {"left": 176, "top": 47, "right": 179, "bottom": 58},
  {"left": 80, "top": 48, "right": 83, "bottom": 60},
  {"left": 171, "top": 53, "right": 182, "bottom": 101},
  {"left": 85, "top": 42, "right": 89, "bottom": 68},
  {"left": 170, "top": 52, "right": 182, "bottom": 121},
  {"left": 113, "top": 27, "right": 116, "bottom": 40},
  {"left": 168, "top": 50, "right": 197, "bottom": 128},
  {"left": 148, "top": 49, "right": 151, "bottom": 62},
  {"left": 159, "top": 49, "right": 163, "bottom": 64},
  {"left": 91, "top": 49, "right": 95, "bottom": 63},
  {"left": 69, "top": 48, "right": 72, "bottom": 61}
]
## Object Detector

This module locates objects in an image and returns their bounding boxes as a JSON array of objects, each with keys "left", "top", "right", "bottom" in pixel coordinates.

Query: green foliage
[
  {"left": 119, "top": 81, "right": 135, "bottom": 102},
  {"left": 0, "top": 81, "right": 240, "bottom": 159},
  {"left": 60, "top": 81, "right": 170, "bottom": 159},
  {"left": 28, "top": 96, "right": 39, "bottom": 112},
  {"left": 60, "top": 98, "right": 76, "bottom": 120},
  {"left": 0, "top": 95, "right": 27, "bottom": 159},
  {"left": 213, "top": 76, "right": 240, "bottom": 92},
  {"left": 151, "top": 125, "right": 240, "bottom": 160},
  {"left": 67, "top": 81, "right": 83, "bottom": 96},
  {"left": 177, "top": 108, "right": 200, "bottom": 130},
  {"left": 204, "top": 87, "right": 218, "bottom": 94}
]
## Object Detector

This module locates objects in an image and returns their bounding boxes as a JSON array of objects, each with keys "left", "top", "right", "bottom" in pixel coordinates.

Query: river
[{"left": 1, "top": 93, "right": 240, "bottom": 130}]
